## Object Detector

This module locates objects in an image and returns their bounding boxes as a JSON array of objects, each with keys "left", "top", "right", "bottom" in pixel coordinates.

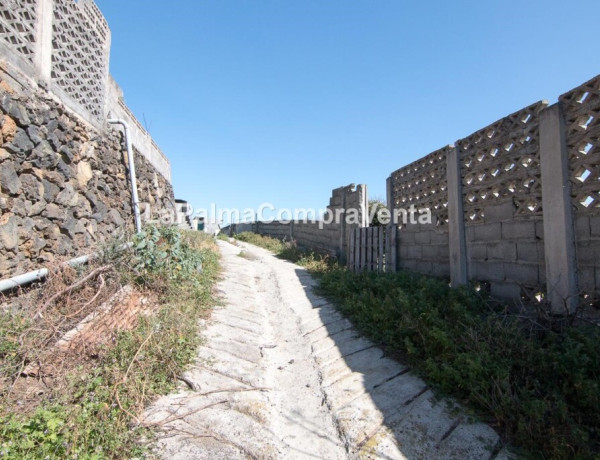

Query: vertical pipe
[{"left": 108, "top": 119, "right": 142, "bottom": 233}]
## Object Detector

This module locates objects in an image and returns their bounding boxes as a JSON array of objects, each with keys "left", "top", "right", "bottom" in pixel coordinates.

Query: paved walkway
[{"left": 144, "top": 240, "right": 512, "bottom": 459}]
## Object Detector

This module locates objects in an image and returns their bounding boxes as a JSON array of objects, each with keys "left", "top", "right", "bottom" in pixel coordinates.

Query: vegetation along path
[{"left": 144, "top": 239, "right": 512, "bottom": 459}]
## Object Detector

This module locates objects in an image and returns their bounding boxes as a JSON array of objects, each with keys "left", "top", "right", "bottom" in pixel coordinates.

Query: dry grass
[
  {"left": 0, "top": 227, "right": 220, "bottom": 458},
  {"left": 0, "top": 255, "right": 140, "bottom": 416}
]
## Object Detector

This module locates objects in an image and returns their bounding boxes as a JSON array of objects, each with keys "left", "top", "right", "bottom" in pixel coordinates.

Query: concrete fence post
[
  {"left": 340, "top": 187, "right": 347, "bottom": 262},
  {"left": 34, "top": 0, "right": 54, "bottom": 84},
  {"left": 386, "top": 176, "right": 393, "bottom": 214},
  {"left": 360, "top": 184, "right": 369, "bottom": 228},
  {"left": 446, "top": 145, "right": 468, "bottom": 287},
  {"left": 539, "top": 103, "right": 578, "bottom": 314},
  {"left": 385, "top": 177, "right": 398, "bottom": 271}
]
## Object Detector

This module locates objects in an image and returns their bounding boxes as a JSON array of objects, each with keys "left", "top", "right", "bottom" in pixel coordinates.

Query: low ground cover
[{"left": 234, "top": 231, "right": 600, "bottom": 459}]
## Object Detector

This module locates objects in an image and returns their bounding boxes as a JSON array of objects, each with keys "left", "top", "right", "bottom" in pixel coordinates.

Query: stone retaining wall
[{"left": 0, "top": 66, "right": 174, "bottom": 277}]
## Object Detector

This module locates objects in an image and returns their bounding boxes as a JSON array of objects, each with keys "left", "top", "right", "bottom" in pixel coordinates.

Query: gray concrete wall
[
  {"left": 389, "top": 146, "right": 451, "bottom": 278},
  {"left": 256, "top": 222, "right": 292, "bottom": 241},
  {"left": 559, "top": 75, "right": 600, "bottom": 306},
  {"left": 387, "top": 74, "right": 600, "bottom": 309},
  {"left": 572, "top": 215, "right": 600, "bottom": 294},
  {"left": 457, "top": 101, "right": 548, "bottom": 301},
  {"left": 223, "top": 184, "right": 368, "bottom": 260},
  {"left": 397, "top": 223, "right": 450, "bottom": 278}
]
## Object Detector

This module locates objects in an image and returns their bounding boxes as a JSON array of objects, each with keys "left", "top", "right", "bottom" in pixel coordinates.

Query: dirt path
[{"left": 144, "top": 240, "right": 512, "bottom": 459}]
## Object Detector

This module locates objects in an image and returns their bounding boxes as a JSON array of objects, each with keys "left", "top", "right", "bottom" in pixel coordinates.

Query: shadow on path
[{"left": 293, "top": 267, "right": 512, "bottom": 460}]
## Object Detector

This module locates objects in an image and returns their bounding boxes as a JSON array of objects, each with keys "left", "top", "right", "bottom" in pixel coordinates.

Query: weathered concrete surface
[{"left": 145, "top": 240, "right": 513, "bottom": 459}]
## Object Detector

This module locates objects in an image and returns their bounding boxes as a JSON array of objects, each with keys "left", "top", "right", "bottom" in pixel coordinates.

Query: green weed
[
  {"left": 0, "top": 226, "right": 220, "bottom": 459},
  {"left": 216, "top": 233, "right": 230, "bottom": 242},
  {"left": 233, "top": 231, "right": 600, "bottom": 459},
  {"left": 315, "top": 269, "right": 600, "bottom": 459},
  {"left": 234, "top": 232, "right": 287, "bottom": 253},
  {"left": 233, "top": 232, "right": 333, "bottom": 272}
]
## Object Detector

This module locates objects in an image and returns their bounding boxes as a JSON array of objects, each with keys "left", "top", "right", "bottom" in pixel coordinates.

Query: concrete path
[{"left": 144, "top": 240, "right": 512, "bottom": 459}]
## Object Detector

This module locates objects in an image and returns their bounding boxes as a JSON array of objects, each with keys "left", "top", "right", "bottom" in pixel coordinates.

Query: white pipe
[
  {"left": 0, "top": 253, "right": 90, "bottom": 293},
  {"left": 0, "top": 268, "right": 49, "bottom": 292},
  {"left": 0, "top": 243, "right": 132, "bottom": 293},
  {"left": 108, "top": 119, "right": 142, "bottom": 233}
]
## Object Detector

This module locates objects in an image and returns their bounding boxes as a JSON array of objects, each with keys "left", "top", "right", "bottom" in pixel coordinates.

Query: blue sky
[{"left": 96, "top": 0, "right": 599, "bottom": 223}]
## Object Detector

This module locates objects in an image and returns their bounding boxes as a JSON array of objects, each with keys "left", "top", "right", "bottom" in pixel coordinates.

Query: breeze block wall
[
  {"left": 560, "top": 77, "right": 600, "bottom": 298},
  {"left": 388, "top": 146, "right": 450, "bottom": 278},
  {"left": 387, "top": 74, "right": 600, "bottom": 310},
  {"left": 0, "top": 67, "right": 174, "bottom": 277},
  {"left": 388, "top": 103, "right": 548, "bottom": 300},
  {"left": 457, "top": 101, "right": 547, "bottom": 300}
]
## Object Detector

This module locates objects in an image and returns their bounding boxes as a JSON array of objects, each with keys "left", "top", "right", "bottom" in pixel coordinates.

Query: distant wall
[
  {"left": 387, "top": 74, "right": 600, "bottom": 310},
  {"left": 223, "top": 184, "right": 368, "bottom": 260}
]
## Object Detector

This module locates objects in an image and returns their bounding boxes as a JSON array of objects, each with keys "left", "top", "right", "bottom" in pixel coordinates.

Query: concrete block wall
[
  {"left": 397, "top": 223, "right": 450, "bottom": 278},
  {"left": 256, "top": 221, "right": 292, "bottom": 241},
  {"left": 387, "top": 74, "right": 600, "bottom": 311},
  {"left": 328, "top": 184, "right": 368, "bottom": 259},
  {"left": 225, "top": 220, "right": 341, "bottom": 257},
  {"left": 293, "top": 221, "right": 341, "bottom": 256},
  {"left": 457, "top": 102, "right": 547, "bottom": 300},
  {"left": 465, "top": 216, "right": 545, "bottom": 299},
  {"left": 560, "top": 75, "right": 600, "bottom": 303},
  {"left": 225, "top": 222, "right": 253, "bottom": 235},
  {"left": 223, "top": 184, "right": 367, "bottom": 260},
  {"left": 572, "top": 215, "right": 600, "bottom": 293},
  {"left": 388, "top": 146, "right": 451, "bottom": 278}
]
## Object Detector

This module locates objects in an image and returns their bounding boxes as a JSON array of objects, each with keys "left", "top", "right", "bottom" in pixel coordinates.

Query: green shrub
[
  {"left": 314, "top": 269, "right": 600, "bottom": 459},
  {"left": 131, "top": 225, "right": 204, "bottom": 284}
]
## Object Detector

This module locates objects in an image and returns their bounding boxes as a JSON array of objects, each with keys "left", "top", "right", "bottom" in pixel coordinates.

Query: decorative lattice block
[
  {"left": 560, "top": 75, "right": 600, "bottom": 215},
  {"left": 390, "top": 146, "right": 450, "bottom": 226},
  {"left": 50, "top": 0, "right": 109, "bottom": 120},
  {"left": 0, "top": 0, "right": 38, "bottom": 65},
  {"left": 457, "top": 102, "right": 546, "bottom": 223}
]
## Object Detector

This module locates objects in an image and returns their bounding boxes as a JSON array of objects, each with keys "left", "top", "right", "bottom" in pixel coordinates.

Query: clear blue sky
[{"left": 96, "top": 0, "right": 599, "bottom": 223}]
